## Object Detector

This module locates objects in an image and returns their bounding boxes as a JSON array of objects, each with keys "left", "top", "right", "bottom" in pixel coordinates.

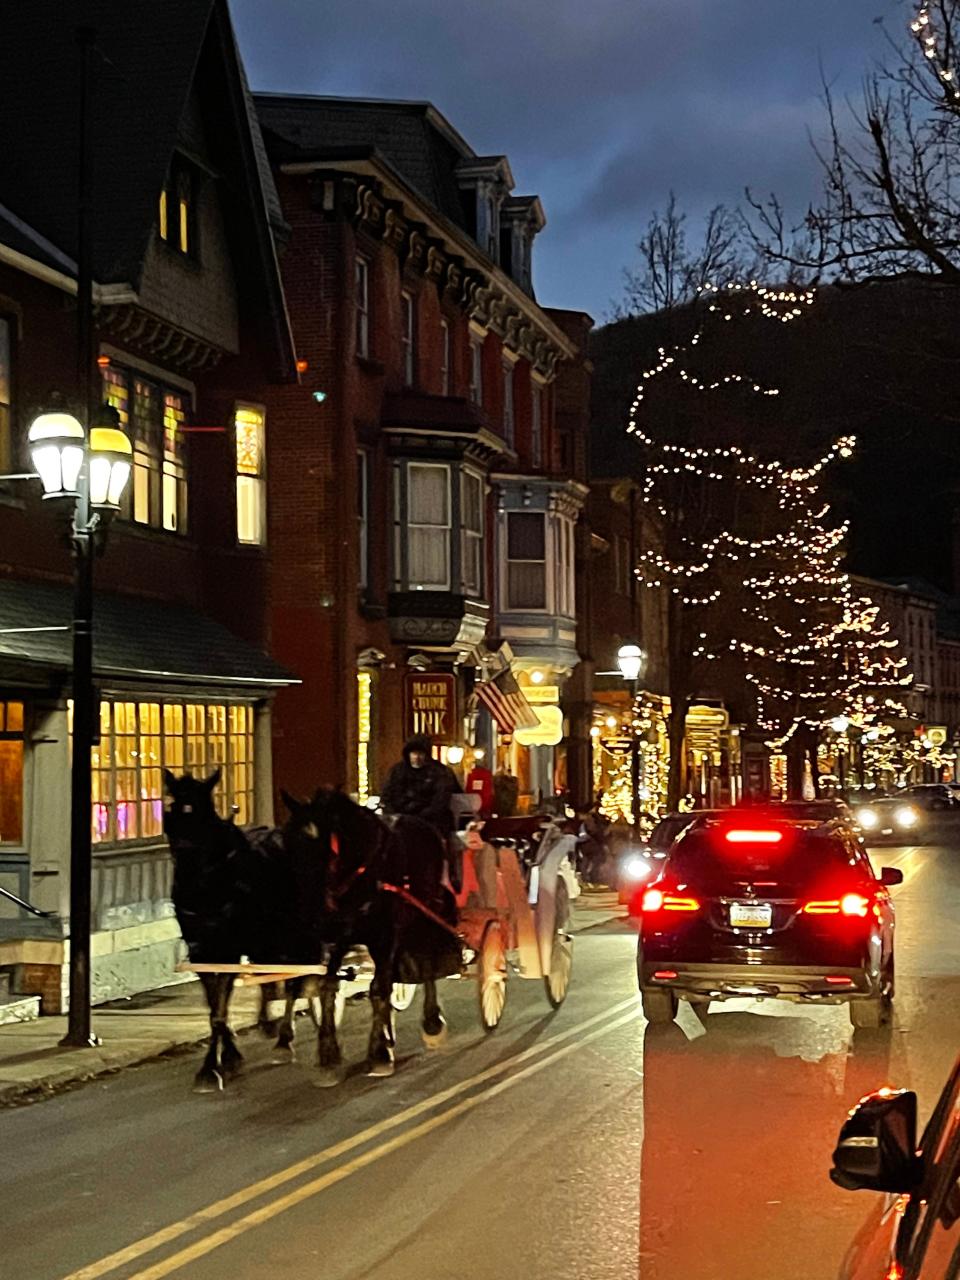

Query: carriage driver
[{"left": 381, "top": 734, "right": 463, "bottom": 890}]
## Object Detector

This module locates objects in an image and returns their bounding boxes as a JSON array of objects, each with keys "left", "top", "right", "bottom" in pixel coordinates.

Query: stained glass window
[
  {"left": 100, "top": 364, "right": 188, "bottom": 533},
  {"left": 236, "top": 405, "right": 266, "bottom": 545}
]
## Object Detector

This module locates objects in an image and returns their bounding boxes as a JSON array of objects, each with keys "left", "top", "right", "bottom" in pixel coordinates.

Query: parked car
[
  {"left": 833, "top": 1056, "right": 960, "bottom": 1278},
  {"left": 900, "top": 783, "right": 957, "bottom": 811},
  {"left": 634, "top": 814, "right": 902, "bottom": 1028}
]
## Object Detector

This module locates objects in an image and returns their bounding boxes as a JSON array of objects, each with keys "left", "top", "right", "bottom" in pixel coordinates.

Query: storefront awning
[
  {"left": 476, "top": 669, "right": 539, "bottom": 734},
  {"left": 0, "top": 578, "right": 298, "bottom": 695}
]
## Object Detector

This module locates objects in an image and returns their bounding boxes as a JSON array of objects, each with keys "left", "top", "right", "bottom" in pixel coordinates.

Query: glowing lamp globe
[
  {"left": 617, "top": 643, "right": 645, "bottom": 683},
  {"left": 831, "top": 715, "right": 851, "bottom": 734},
  {"left": 88, "top": 408, "right": 132, "bottom": 509},
  {"left": 27, "top": 411, "right": 85, "bottom": 499}
]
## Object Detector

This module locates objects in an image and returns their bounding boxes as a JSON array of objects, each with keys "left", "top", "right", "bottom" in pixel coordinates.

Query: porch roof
[{"left": 0, "top": 579, "right": 297, "bottom": 696}]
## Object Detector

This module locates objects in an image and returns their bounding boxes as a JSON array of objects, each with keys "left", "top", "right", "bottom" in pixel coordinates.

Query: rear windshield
[
  {"left": 649, "top": 816, "right": 697, "bottom": 849},
  {"left": 665, "top": 829, "right": 859, "bottom": 893}
]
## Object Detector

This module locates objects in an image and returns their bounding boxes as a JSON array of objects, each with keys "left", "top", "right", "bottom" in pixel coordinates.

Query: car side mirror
[
  {"left": 831, "top": 1089, "right": 921, "bottom": 1193},
  {"left": 880, "top": 867, "right": 904, "bottom": 887}
]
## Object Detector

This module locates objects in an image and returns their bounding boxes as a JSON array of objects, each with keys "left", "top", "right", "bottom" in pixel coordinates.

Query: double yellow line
[{"left": 63, "top": 996, "right": 639, "bottom": 1280}]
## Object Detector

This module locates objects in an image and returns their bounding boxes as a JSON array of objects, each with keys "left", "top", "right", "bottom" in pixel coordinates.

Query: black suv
[{"left": 633, "top": 815, "right": 902, "bottom": 1029}]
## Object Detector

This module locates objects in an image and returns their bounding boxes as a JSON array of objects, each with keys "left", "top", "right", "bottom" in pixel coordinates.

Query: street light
[
  {"left": 27, "top": 403, "right": 132, "bottom": 1048},
  {"left": 617, "top": 643, "right": 647, "bottom": 825}
]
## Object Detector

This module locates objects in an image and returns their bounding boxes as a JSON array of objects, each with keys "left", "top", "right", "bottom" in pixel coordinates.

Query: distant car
[
  {"left": 616, "top": 811, "right": 723, "bottom": 903},
  {"left": 634, "top": 814, "right": 902, "bottom": 1028},
  {"left": 854, "top": 795, "right": 925, "bottom": 842},
  {"left": 900, "top": 782, "right": 956, "bottom": 811},
  {"left": 832, "top": 1056, "right": 960, "bottom": 1278},
  {"left": 775, "top": 798, "right": 857, "bottom": 826}
]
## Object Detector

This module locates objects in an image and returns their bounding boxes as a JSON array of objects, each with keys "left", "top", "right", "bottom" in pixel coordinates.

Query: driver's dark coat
[{"left": 381, "top": 738, "right": 458, "bottom": 836}]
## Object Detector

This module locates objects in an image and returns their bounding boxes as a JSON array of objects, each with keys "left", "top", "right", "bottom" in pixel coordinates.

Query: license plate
[{"left": 730, "top": 901, "right": 773, "bottom": 929}]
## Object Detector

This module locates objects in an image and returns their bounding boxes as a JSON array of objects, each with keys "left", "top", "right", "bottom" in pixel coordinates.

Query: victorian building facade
[
  {"left": 254, "top": 96, "right": 589, "bottom": 809},
  {"left": 0, "top": 0, "right": 300, "bottom": 1012}
]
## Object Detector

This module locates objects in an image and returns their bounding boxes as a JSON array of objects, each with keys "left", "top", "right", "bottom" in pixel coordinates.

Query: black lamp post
[
  {"left": 24, "top": 27, "right": 133, "bottom": 1046},
  {"left": 617, "top": 644, "right": 647, "bottom": 826}
]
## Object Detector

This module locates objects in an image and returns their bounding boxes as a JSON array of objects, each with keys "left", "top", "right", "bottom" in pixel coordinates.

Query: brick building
[
  {"left": 254, "top": 96, "right": 590, "bottom": 810},
  {"left": 0, "top": 1, "right": 300, "bottom": 1010}
]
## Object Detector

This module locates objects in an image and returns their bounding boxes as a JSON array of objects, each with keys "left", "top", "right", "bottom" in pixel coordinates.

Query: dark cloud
[{"left": 232, "top": 0, "right": 903, "bottom": 316}]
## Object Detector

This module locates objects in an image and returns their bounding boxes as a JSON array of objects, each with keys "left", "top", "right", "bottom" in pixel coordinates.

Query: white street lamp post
[{"left": 617, "top": 644, "right": 647, "bottom": 825}]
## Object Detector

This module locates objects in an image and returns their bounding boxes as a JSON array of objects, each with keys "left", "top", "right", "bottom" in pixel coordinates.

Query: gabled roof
[
  {"left": 0, "top": 1, "right": 286, "bottom": 284},
  {"left": 256, "top": 94, "right": 476, "bottom": 232}
]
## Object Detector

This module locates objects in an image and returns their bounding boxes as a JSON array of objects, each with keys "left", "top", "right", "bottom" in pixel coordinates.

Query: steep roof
[
  {"left": 255, "top": 95, "right": 473, "bottom": 232},
  {"left": 0, "top": 0, "right": 286, "bottom": 287}
]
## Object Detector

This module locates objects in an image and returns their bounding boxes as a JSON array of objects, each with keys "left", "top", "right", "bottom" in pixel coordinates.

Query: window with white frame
[
  {"left": 469, "top": 335, "right": 483, "bottom": 405},
  {"left": 357, "top": 449, "right": 369, "bottom": 590},
  {"left": 440, "top": 318, "right": 451, "bottom": 395},
  {"left": 502, "top": 359, "right": 515, "bottom": 446},
  {"left": 555, "top": 516, "right": 576, "bottom": 616},
  {"left": 531, "top": 382, "right": 542, "bottom": 468},
  {"left": 506, "top": 511, "right": 546, "bottom": 610},
  {"left": 407, "top": 463, "right": 451, "bottom": 589},
  {"left": 235, "top": 404, "right": 266, "bottom": 545},
  {"left": 460, "top": 470, "right": 484, "bottom": 597},
  {"left": 355, "top": 256, "right": 370, "bottom": 358},
  {"left": 101, "top": 363, "right": 188, "bottom": 533},
  {"left": 401, "top": 290, "right": 415, "bottom": 387}
]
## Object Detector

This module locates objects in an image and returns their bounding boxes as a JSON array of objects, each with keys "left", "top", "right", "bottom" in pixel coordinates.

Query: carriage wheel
[
  {"left": 478, "top": 919, "right": 507, "bottom": 1032},
  {"left": 544, "top": 880, "right": 574, "bottom": 1009},
  {"left": 391, "top": 983, "right": 416, "bottom": 1012}
]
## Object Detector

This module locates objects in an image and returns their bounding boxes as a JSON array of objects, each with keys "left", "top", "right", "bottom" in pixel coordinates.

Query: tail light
[
  {"left": 803, "top": 892, "right": 870, "bottom": 918},
  {"left": 641, "top": 887, "right": 700, "bottom": 913}
]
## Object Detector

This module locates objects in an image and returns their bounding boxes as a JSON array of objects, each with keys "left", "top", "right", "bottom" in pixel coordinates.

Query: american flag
[{"left": 476, "top": 668, "right": 540, "bottom": 733}]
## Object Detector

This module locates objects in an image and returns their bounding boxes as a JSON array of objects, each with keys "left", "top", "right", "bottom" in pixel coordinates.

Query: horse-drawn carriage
[{"left": 165, "top": 771, "right": 579, "bottom": 1089}]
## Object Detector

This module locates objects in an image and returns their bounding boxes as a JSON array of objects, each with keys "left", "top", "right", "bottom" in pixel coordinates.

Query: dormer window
[{"left": 158, "top": 159, "right": 196, "bottom": 258}]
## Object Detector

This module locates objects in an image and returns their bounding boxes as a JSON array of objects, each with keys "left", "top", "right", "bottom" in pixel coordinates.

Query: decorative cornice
[{"left": 96, "top": 304, "right": 223, "bottom": 372}]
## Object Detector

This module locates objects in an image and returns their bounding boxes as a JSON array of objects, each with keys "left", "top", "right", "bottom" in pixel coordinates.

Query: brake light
[
  {"left": 724, "top": 829, "right": 783, "bottom": 844},
  {"left": 652, "top": 970, "right": 678, "bottom": 980},
  {"left": 803, "top": 893, "right": 870, "bottom": 918},
  {"left": 641, "top": 888, "right": 700, "bottom": 913},
  {"left": 825, "top": 975, "right": 854, "bottom": 985}
]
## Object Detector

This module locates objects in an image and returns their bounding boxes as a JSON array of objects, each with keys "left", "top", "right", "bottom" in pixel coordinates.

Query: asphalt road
[{"left": 2, "top": 842, "right": 958, "bottom": 1280}]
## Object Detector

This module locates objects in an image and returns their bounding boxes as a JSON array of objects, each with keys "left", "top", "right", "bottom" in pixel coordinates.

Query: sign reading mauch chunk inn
[{"left": 404, "top": 673, "right": 457, "bottom": 744}]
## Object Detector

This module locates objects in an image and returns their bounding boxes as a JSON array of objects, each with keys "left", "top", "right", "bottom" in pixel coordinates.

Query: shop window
[
  {"left": 0, "top": 316, "right": 11, "bottom": 477},
  {"left": 236, "top": 404, "right": 266, "bottom": 545},
  {"left": 0, "top": 700, "right": 24, "bottom": 845},
  {"left": 507, "top": 511, "right": 546, "bottom": 610},
  {"left": 81, "top": 699, "right": 254, "bottom": 843},
  {"left": 101, "top": 364, "right": 188, "bottom": 533}
]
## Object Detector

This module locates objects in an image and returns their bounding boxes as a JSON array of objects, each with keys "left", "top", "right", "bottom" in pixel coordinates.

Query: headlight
[
  {"left": 621, "top": 853, "right": 652, "bottom": 882},
  {"left": 894, "top": 804, "right": 919, "bottom": 829},
  {"left": 856, "top": 807, "right": 879, "bottom": 831}
]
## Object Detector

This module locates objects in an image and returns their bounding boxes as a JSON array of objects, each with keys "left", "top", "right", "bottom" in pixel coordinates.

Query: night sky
[{"left": 233, "top": 0, "right": 899, "bottom": 321}]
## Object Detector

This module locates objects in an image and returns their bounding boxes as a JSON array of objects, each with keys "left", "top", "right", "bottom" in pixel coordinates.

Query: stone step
[{"left": 0, "top": 994, "right": 41, "bottom": 1026}]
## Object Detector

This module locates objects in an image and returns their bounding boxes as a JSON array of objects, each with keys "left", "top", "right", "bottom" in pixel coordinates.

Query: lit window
[
  {"left": 461, "top": 470, "right": 484, "bottom": 597},
  {"left": 0, "top": 700, "right": 25, "bottom": 845},
  {"left": 158, "top": 160, "right": 194, "bottom": 258},
  {"left": 502, "top": 359, "right": 515, "bottom": 446},
  {"left": 507, "top": 512, "right": 546, "bottom": 610},
  {"left": 355, "top": 256, "right": 370, "bottom": 358},
  {"left": 401, "top": 290, "right": 415, "bottom": 387},
  {"left": 83, "top": 700, "right": 255, "bottom": 842},
  {"left": 101, "top": 364, "right": 188, "bottom": 533},
  {"left": 0, "top": 317, "right": 11, "bottom": 478},
  {"left": 469, "top": 336, "right": 483, "bottom": 405},
  {"left": 440, "top": 319, "right": 451, "bottom": 395},
  {"left": 158, "top": 189, "right": 168, "bottom": 242},
  {"left": 407, "top": 462, "right": 451, "bottom": 589},
  {"left": 236, "top": 404, "right": 266, "bottom": 545}
]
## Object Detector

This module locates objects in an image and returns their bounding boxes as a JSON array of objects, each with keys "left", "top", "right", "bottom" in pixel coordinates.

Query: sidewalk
[{"left": 0, "top": 891, "right": 625, "bottom": 1107}]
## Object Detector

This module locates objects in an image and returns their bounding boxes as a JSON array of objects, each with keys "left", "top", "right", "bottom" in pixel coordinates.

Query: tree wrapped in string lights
[{"left": 628, "top": 280, "right": 908, "bottom": 802}]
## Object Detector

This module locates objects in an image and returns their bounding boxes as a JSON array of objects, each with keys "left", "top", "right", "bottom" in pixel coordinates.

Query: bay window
[
  {"left": 460, "top": 470, "right": 484, "bottom": 597},
  {"left": 236, "top": 404, "right": 266, "bottom": 545},
  {"left": 507, "top": 511, "right": 546, "bottom": 609},
  {"left": 407, "top": 462, "right": 451, "bottom": 589}
]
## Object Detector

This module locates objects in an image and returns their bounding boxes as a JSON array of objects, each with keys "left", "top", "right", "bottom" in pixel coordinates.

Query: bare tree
[
  {"left": 747, "top": 2, "right": 960, "bottom": 283},
  {"left": 618, "top": 192, "right": 758, "bottom": 316}
]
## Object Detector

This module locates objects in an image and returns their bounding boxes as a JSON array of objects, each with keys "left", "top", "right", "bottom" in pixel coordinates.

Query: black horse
[
  {"left": 280, "top": 788, "right": 462, "bottom": 1085},
  {"left": 163, "top": 768, "right": 298, "bottom": 1091}
]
